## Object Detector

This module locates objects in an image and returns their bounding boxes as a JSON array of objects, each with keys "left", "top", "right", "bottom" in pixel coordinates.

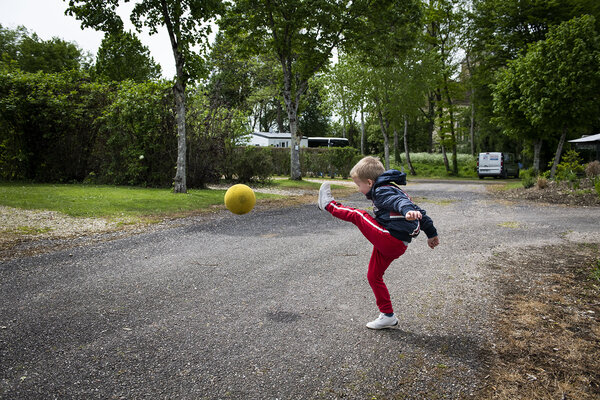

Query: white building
[{"left": 246, "top": 132, "right": 308, "bottom": 148}]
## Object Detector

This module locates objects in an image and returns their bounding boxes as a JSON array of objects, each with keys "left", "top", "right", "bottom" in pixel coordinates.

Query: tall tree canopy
[
  {"left": 95, "top": 31, "right": 162, "bottom": 82},
  {"left": 0, "top": 24, "right": 86, "bottom": 73},
  {"left": 492, "top": 15, "right": 600, "bottom": 177}
]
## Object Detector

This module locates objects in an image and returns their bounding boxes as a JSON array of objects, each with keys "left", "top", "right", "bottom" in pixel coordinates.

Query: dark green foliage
[
  {"left": 328, "top": 147, "right": 362, "bottom": 179},
  {"left": 0, "top": 70, "right": 109, "bottom": 182},
  {"left": 0, "top": 70, "right": 176, "bottom": 186},
  {"left": 0, "top": 25, "right": 85, "bottom": 73},
  {"left": 553, "top": 150, "right": 585, "bottom": 188},
  {"left": 231, "top": 146, "right": 274, "bottom": 183},
  {"left": 93, "top": 80, "right": 176, "bottom": 186},
  {"left": 95, "top": 31, "right": 162, "bottom": 82},
  {"left": 520, "top": 168, "right": 538, "bottom": 188}
]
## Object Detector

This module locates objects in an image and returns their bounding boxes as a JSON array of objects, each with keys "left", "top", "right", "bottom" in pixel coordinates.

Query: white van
[{"left": 477, "top": 152, "right": 519, "bottom": 179}]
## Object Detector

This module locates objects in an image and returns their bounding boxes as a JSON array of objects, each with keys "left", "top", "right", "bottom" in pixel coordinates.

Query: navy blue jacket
[{"left": 366, "top": 170, "right": 438, "bottom": 243}]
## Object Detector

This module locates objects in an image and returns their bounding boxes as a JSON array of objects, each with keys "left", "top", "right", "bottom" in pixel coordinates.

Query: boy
[{"left": 317, "top": 156, "right": 439, "bottom": 329}]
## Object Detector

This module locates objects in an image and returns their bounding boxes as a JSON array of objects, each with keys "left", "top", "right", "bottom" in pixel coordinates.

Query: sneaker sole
[{"left": 366, "top": 320, "right": 398, "bottom": 330}]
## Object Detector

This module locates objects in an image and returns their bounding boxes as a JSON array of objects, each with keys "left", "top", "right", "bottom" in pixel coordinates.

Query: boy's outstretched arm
[{"left": 427, "top": 236, "right": 440, "bottom": 249}]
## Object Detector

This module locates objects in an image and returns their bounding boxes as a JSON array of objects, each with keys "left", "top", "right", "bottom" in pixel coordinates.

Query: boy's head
[{"left": 350, "top": 156, "right": 385, "bottom": 194}]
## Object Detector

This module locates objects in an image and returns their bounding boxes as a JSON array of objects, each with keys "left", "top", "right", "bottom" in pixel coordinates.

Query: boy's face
[{"left": 352, "top": 176, "right": 373, "bottom": 195}]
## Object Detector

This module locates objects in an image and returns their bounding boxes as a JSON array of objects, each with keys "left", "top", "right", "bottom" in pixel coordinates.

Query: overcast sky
[{"left": 0, "top": 0, "right": 178, "bottom": 78}]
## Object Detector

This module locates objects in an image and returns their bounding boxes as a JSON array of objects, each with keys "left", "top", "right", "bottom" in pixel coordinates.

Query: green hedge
[
  {"left": 0, "top": 69, "right": 361, "bottom": 186},
  {"left": 226, "top": 146, "right": 361, "bottom": 182}
]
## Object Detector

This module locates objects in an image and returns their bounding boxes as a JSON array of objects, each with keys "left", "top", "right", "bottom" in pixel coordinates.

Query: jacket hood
[
  {"left": 366, "top": 169, "right": 407, "bottom": 199},
  {"left": 374, "top": 169, "right": 407, "bottom": 187}
]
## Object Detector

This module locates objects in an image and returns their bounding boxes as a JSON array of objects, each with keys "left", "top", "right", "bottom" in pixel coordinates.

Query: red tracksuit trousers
[{"left": 326, "top": 201, "right": 407, "bottom": 314}]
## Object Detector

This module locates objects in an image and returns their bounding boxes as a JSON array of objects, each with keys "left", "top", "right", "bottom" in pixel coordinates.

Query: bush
[
  {"left": 270, "top": 148, "right": 290, "bottom": 176},
  {"left": 520, "top": 168, "right": 538, "bottom": 188},
  {"left": 595, "top": 177, "right": 600, "bottom": 199},
  {"left": 267, "top": 147, "right": 360, "bottom": 178},
  {"left": 537, "top": 176, "right": 548, "bottom": 189},
  {"left": 231, "top": 146, "right": 274, "bottom": 183},
  {"left": 327, "top": 147, "right": 361, "bottom": 178},
  {"left": 301, "top": 148, "right": 330, "bottom": 177},
  {"left": 585, "top": 160, "right": 600, "bottom": 178},
  {"left": 553, "top": 150, "right": 585, "bottom": 188}
]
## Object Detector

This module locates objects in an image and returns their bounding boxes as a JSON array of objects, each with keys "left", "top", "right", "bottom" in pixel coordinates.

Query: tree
[
  {"left": 222, "top": 0, "right": 420, "bottom": 179},
  {"left": 298, "top": 78, "right": 332, "bottom": 138},
  {"left": 423, "top": 0, "right": 468, "bottom": 175},
  {"left": 493, "top": 15, "right": 600, "bottom": 178},
  {"left": 346, "top": 0, "right": 422, "bottom": 169},
  {"left": 95, "top": 31, "right": 162, "bottom": 82},
  {"left": 325, "top": 52, "right": 371, "bottom": 154},
  {"left": 66, "top": 0, "right": 222, "bottom": 193},
  {"left": 221, "top": 0, "right": 350, "bottom": 179},
  {"left": 469, "top": 0, "right": 600, "bottom": 157},
  {"left": 0, "top": 24, "right": 85, "bottom": 73},
  {"left": 492, "top": 59, "right": 546, "bottom": 171}
]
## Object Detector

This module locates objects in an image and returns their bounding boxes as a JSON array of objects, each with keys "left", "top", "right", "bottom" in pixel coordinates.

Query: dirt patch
[
  {"left": 479, "top": 242, "right": 600, "bottom": 399},
  {"left": 491, "top": 179, "right": 600, "bottom": 207}
]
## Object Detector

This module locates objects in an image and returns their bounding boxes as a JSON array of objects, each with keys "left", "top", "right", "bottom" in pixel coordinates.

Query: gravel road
[{"left": 1, "top": 181, "right": 599, "bottom": 399}]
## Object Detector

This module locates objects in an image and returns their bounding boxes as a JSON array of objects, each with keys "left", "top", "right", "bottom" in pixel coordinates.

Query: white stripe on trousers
[{"left": 328, "top": 202, "right": 390, "bottom": 234}]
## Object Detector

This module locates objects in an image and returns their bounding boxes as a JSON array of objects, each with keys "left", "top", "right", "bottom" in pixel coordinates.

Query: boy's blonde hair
[{"left": 350, "top": 156, "right": 385, "bottom": 182}]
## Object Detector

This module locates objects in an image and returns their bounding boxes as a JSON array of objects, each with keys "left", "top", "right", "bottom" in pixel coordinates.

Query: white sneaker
[
  {"left": 366, "top": 313, "right": 398, "bottom": 330},
  {"left": 317, "top": 182, "right": 334, "bottom": 210}
]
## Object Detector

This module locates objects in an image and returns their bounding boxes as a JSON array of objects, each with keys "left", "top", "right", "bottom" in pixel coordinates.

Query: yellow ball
[{"left": 224, "top": 184, "right": 256, "bottom": 215}]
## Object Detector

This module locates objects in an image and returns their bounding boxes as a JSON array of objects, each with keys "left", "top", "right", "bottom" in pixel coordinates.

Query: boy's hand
[
  {"left": 405, "top": 210, "right": 422, "bottom": 221},
  {"left": 427, "top": 236, "right": 440, "bottom": 249}
]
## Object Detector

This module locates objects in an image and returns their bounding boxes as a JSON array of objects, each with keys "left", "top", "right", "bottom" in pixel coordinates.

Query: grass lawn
[
  {"left": 269, "top": 177, "right": 351, "bottom": 189},
  {"left": 0, "top": 182, "right": 281, "bottom": 219}
]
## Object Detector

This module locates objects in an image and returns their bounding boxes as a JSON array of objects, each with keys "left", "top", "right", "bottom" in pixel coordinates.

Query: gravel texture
[{"left": 1, "top": 181, "right": 599, "bottom": 399}]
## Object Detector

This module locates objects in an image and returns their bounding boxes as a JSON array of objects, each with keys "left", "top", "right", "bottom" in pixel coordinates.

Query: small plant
[
  {"left": 553, "top": 150, "right": 584, "bottom": 189},
  {"left": 537, "top": 176, "right": 548, "bottom": 189},
  {"left": 520, "top": 168, "right": 538, "bottom": 188},
  {"left": 595, "top": 177, "right": 600, "bottom": 199}
]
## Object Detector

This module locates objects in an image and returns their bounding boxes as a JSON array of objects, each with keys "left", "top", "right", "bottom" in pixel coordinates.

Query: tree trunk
[
  {"left": 441, "top": 144, "right": 449, "bottom": 172},
  {"left": 533, "top": 138, "right": 543, "bottom": 172},
  {"left": 404, "top": 116, "right": 416, "bottom": 175},
  {"left": 281, "top": 60, "right": 306, "bottom": 180},
  {"left": 470, "top": 91, "right": 475, "bottom": 156},
  {"left": 360, "top": 105, "right": 365, "bottom": 155},
  {"left": 550, "top": 128, "right": 567, "bottom": 179},
  {"left": 443, "top": 81, "right": 458, "bottom": 175},
  {"left": 172, "top": 64, "right": 187, "bottom": 193},
  {"left": 427, "top": 93, "right": 435, "bottom": 152},
  {"left": 377, "top": 106, "right": 390, "bottom": 170},
  {"left": 160, "top": 0, "right": 187, "bottom": 193},
  {"left": 393, "top": 126, "right": 401, "bottom": 164},
  {"left": 435, "top": 89, "right": 450, "bottom": 172},
  {"left": 289, "top": 112, "right": 302, "bottom": 180}
]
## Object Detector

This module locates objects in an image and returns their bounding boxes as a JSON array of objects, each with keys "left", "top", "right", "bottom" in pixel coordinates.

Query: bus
[{"left": 307, "top": 137, "right": 349, "bottom": 148}]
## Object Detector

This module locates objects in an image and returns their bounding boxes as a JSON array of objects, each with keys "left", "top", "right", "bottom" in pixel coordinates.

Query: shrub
[
  {"left": 271, "top": 148, "right": 290, "bottom": 176},
  {"left": 585, "top": 160, "right": 600, "bottom": 178},
  {"left": 520, "top": 168, "right": 538, "bottom": 188},
  {"left": 595, "top": 177, "right": 600, "bottom": 199},
  {"left": 553, "top": 150, "right": 585, "bottom": 188},
  {"left": 537, "top": 176, "right": 548, "bottom": 189},
  {"left": 231, "top": 146, "right": 274, "bottom": 183},
  {"left": 328, "top": 147, "right": 361, "bottom": 178},
  {"left": 302, "top": 148, "right": 329, "bottom": 177}
]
